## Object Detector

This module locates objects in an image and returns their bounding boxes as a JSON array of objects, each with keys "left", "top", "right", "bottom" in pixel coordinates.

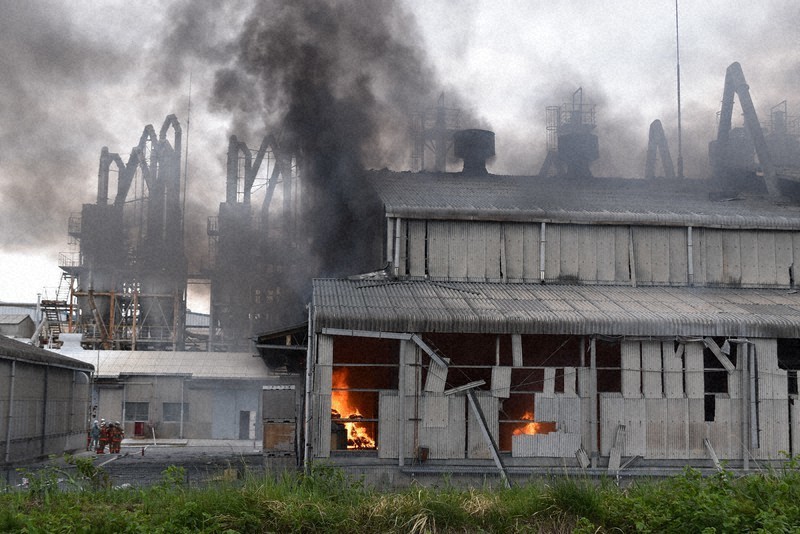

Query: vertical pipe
[
  {"left": 398, "top": 340, "right": 406, "bottom": 467},
  {"left": 687, "top": 226, "right": 694, "bottom": 286},
  {"left": 4, "top": 360, "right": 16, "bottom": 463},
  {"left": 742, "top": 342, "right": 750, "bottom": 471},
  {"left": 539, "top": 222, "right": 546, "bottom": 282},
  {"left": 590, "top": 337, "right": 598, "bottom": 467},
  {"left": 394, "top": 218, "right": 402, "bottom": 277},
  {"left": 179, "top": 377, "right": 185, "bottom": 439},
  {"left": 303, "top": 306, "right": 314, "bottom": 470}
]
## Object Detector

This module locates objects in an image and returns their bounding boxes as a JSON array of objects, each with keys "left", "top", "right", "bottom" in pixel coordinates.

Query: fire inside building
[{"left": 45, "top": 61, "right": 800, "bottom": 482}]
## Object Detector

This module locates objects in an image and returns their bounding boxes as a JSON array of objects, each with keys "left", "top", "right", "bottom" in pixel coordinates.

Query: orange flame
[
  {"left": 512, "top": 411, "right": 543, "bottom": 436},
  {"left": 331, "top": 368, "right": 376, "bottom": 449}
]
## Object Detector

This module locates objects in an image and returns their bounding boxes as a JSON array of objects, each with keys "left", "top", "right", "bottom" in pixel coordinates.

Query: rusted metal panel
[
  {"left": 684, "top": 342, "right": 704, "bottom": 398},
  {"left": 663, "top": 342, "right": 684, "bottom": 398},
  {"left": 668, "top": 227, "right": 688, "bottom": 285},
  {"left": 264, "top": 422, "right": 296, "bottom": 453},
  {"left": 419, "top": 395, "right": 465, "bottom": 459},
  {"left": 491, "top": 366, "right": 511, "bottom": 398},
  {"left": 595, "top": 226, "right": 617, "bottom": 282},
  {"left": 642, "top": 341, "right": 663, "bottom": 397},
  {"left": 757, "top": 231, "right": 778, "bottom": 286},
  {"left": 467, "top": 392, "right": 498, "bottom": 459},
  {"left": 621, "top": 341, "right": 641, "bottom": 398},
  {"left": 407, "top": 220, "right": 427, "bottom": 277},
  {"left": 504, "top": 223, "right": 524, "bottom": 281}
]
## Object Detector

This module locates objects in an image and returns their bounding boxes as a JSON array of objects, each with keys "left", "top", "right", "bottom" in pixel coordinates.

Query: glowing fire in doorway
[
  {"left": 331, "top": 368, "right": 376, "bottom": 449},
  {"left": 512, "top": 411, "right": 545, "bottom": 436}
]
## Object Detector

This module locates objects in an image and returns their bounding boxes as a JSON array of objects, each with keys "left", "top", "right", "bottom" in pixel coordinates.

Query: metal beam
[{"left": 465, "top": 389, "right": 511, "bottom": 489}]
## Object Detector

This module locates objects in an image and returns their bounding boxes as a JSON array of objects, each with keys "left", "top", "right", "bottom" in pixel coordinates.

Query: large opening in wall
[
  {"left": 423, "top": 333, "right": 584, "bottom": 452},
  {"left": 703, "top": 337, "right": 735, "bottom": 422},
  {"left": 596, "top": 338, "right": 622, "bottom": 393},
  {"left": 331, "top": 336, "right": 398, "bottom": 451}
]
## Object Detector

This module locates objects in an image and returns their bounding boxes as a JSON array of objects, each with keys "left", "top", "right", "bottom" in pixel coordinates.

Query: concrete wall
[{"left": 96, "top": 377, "right": 265, "bottom": 441}]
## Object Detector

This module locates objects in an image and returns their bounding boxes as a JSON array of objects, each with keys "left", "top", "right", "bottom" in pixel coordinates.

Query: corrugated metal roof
[
  {"left": 56, "top": 333, "right": 271, "bottom": 379},
  {"left": 0, "top": 314, "right": 34, "bottom": 325},
  {"left": 312, "top": 279, "right": 800, "bottom": 338},
  {"left": 0, "top": 334, "right": 94, "bottom": 371},
  {"left": 368, "top": 173, "right": 800, "bottom": 229}
]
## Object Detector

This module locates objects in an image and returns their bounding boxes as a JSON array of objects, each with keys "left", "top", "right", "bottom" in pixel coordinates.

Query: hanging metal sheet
[
  {"left": 491, "top": 366, "right": 511, "bottom": 398},
  {"left": 424, "top": 359, "right": 448, "bottom": 393},
  {"left": 621, "top": 341, "right": 641, "bottom": 398},
  {"left": 663, "top": 342, "right": 684, "bottom": 398}
]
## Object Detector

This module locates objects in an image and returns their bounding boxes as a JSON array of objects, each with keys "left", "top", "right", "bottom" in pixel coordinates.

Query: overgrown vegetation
[{"left": 2, "top": 457, "right": 800, "bottom": 532}]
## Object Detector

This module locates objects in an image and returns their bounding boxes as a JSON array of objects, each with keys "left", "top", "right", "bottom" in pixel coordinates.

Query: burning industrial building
[{"left": 19, "top": 0, "right": 800, "bottom": 484}]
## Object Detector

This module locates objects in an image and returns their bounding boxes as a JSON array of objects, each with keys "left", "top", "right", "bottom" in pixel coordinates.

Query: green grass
[{"left": 3, "top": 457, "right": 800, "bottom": 533}]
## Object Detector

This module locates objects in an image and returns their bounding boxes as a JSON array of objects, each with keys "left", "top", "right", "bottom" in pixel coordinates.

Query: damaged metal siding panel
[
  {"left": 753, "top": 340, "right": 790, "bottom": 458},
  {"left": 512, "top": 334, "right": 523, "bottom": 367},
  {"left": 467, "top": 392, "right": 498, "bottom": 459},
  {"left": 424, "top": 359, "right": 448, "bottom": 393},
  {"left": 775, "top": 232, "right": 793, "bottom": 286},
  {"left": 563, "top": 367, "right": 577, "bottom": 396},
  {"left": 491, "top": 366, "right": 512, "bottom": 398},
  {"left": 600, "top": 395, "right": 646, "bottom": 457},
  {"left": 707, "top": 397, "right": 738, "bottom": 459},
  {"left": 642, "top": 341, "right": 663, "bottom": 397},
  {"left": 419, "top": 395, "right": 465, "bottom": 459},
  {"left": 485, "top": 222, "right": 503, "bottom": 281},
  {"left": 621, "top": 341, "right": 641, "bottom": 398},
  {"left": 614, "top": 226, "right": 631, "bottom": 283},
  {"left": 544, "top": 224, "right": 561, "bottom": 282},
  {"left": 542, "top": 368, "right": 556, "bottom": 396},
  {"left": 663, "top": 342, "right": 684, "bottom": 398},
  {"left": 536, "top": 395, "right": 581, "bottom": 434}
]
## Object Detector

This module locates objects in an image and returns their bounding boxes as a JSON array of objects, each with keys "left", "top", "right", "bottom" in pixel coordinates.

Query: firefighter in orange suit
[
  {"left": 97, "top": 419, "right": 109, "bottom": 454},
  {"left": 110, "top": 422, "right": 124, "bottom": 453}
]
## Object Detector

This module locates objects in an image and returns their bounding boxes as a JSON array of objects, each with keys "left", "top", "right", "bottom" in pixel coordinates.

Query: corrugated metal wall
[{"left": 398, "top": 220, "right": 800, "bottom": 289}]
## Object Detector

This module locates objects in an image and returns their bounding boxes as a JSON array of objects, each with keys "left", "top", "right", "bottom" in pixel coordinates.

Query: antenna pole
[{"left": 675, "top": 0, "right": 684, "bottom": 178}]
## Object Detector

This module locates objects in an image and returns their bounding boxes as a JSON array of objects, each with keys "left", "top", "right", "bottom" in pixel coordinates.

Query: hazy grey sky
[{"left": 0, "top": 0, "right": 797, "bottom": 306}]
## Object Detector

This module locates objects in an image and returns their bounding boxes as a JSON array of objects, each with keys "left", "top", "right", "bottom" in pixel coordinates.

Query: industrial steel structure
[{"left": 55, "top": 115, "right": 188, "bottom": 351}]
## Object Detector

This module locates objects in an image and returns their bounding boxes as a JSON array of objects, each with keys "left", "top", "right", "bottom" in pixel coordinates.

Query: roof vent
[{"left": 454, "top": 129, "right": 495, "bottom": 175}]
